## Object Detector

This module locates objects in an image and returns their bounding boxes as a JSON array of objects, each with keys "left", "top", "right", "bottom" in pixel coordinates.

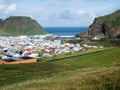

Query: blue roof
[{"left": 4, "top": 57, "right": 33, "bottom": 62}]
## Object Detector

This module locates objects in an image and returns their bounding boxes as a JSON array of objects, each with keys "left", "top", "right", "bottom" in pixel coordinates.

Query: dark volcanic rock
[{"left": 0, "top": 19, "right": 3, "bottom": 28}]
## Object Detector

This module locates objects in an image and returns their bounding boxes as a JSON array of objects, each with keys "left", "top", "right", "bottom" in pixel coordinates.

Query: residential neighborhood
[{"left": 0, "top": 35, "right": 103, "bottom": 62}]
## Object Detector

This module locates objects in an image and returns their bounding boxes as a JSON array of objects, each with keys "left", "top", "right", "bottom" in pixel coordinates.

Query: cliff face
[
  {"left": 0, "top": 16, "right": 48, "bottom": 35},
  {"left": 0, "top": 19, "right": 3, "bottom": 28},
  {"left": 79, "top": 10, "right": 120, "bottom": 38}
]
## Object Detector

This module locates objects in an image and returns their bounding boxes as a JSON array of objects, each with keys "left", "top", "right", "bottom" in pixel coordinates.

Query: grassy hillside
[
  {"left": 96, "top": 10, "right": 120, "bottom": 28},
  {"left": 41, "top": 48, "right": 109, "bottom": 61},
  {"left": 0, "top": 48, "right": 120, "bottom": 90},
  {"left": 78, "top": 10, "right": 120, "bottom": 38},
  {"left": 2, "top": 66, "right": 119, "bottom": 90},
  {"left": 0, "top": 16, "right": 48, "bottom": 35}
]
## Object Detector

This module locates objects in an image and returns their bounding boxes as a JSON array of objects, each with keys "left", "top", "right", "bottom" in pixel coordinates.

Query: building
[{"left": 0, "top": 57, "right": 37, "bottom": 65}]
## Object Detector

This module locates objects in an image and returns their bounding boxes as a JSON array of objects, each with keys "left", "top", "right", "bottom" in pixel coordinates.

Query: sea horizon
[{"left": 43, "top": 26, "right": 88, "bottom": 36}]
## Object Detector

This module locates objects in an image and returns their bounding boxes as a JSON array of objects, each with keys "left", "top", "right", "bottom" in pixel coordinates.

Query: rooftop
[{"left": 4, "top": 57, "right": 33, "bottom": 62}]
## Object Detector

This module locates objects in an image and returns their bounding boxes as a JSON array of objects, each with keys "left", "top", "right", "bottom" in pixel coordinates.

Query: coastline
[{"left": 43, "top": 27, "right": 88, "bottom": 37}]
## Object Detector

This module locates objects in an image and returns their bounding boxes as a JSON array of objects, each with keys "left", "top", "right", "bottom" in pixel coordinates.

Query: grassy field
[
  {"left": 0, "top": 48, "right": 120, "bottom": 90},
  {"left": 1, "top": 66, "right": 119, "bottom": 90},
  {"left": 66, "top": 39, "right": 114, "bottom": 47},
  {"left": 54, "top": 48, "right": 120, "bottom": 68},
  {"left": 41, "top": 48, "right": 109, "bottom": 61}
]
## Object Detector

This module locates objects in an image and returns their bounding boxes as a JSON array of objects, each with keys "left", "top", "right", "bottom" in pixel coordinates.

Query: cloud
[
  {"left": 58, "top": 9, "right": 86, "bottom": 20},
  {"left": 4, "top": 3, "right": 16, "bottom": 14},
  {"left": 59, "top": 9, "right": 73, "bottom": 20},
  {"left": 78, "top": 11, "right": 86, "bottom": 15},
  {"left": 59, "top": 10, "right": 93, "bottom": 21},
  {"left": 0, "top": 1, "right": 4, "bottom": 10},
  {"left": 0, "top": 0, "right": 120, "bottom": 26}
]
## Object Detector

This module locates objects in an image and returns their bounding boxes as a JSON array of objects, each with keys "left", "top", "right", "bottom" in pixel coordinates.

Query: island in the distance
[{"left": 0, "top": 16, "right": 48, "bottom": 35}]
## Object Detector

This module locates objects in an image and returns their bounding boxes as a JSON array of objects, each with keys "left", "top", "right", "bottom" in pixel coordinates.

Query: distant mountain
[
  {"left": 77, "top": 10, "right": 120, "bottom": 38},
  {"left": 0, "top": 16, "right": 48, "bottom": 35}
]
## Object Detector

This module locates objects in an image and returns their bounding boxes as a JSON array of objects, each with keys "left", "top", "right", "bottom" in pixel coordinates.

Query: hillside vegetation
[
  {"left": 78, "top": 10, "right": 120, "bottom": 38},
  {"left": 0, "top": 16, "right": 48, "bottom": 35},
  {"left": 0, "top": 48, "right": 120, "bottom": 90}
]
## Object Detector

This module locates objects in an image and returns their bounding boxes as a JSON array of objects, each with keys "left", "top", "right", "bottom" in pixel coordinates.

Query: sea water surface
[{"left": 44, "top": 27, "right": 88, "bottom": 36}]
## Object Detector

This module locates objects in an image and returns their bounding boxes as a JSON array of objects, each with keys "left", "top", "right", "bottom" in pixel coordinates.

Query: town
[{"left": 0, "top": 35, "right": 103, "bottom": 63}]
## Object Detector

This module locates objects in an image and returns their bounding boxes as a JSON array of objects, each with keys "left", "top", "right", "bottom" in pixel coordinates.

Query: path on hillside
[{"left": 45, "top": 48, "right": 112, "bottom": 62}]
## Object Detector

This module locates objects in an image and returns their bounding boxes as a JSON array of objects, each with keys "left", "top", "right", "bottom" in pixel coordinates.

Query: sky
[{"left": 0, "top": 0, "right": 120, "bottom": 27}]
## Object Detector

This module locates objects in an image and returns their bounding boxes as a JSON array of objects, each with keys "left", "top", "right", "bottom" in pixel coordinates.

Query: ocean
[{"left": 43, "top": 27, "right": 88, "bottom": 36}]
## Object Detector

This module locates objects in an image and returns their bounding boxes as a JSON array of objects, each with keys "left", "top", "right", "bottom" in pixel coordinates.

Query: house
[
  {"left": 42, "top": 53, "right": 53, "bottom": 57},
  {"left": 0, "top": 57, "right": 37, "bottom": 65},
  {"left": 92, "top": 37, "right": 100, "bottom": 40}
]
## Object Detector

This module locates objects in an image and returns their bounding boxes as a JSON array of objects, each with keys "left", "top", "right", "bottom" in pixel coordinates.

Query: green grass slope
[
  {"left": 79, "top": 10, "right": 120, "bottom": 38},
  {"left": 96, "top": 10, "right": 120, "bottom": 28},
  {"left": 0, "top": 48, "right": 120, "bottom": 90},
  {"left": 56, "top": 48, "right": 120, "bottom": 67},
  {"left": 0, "top": 16, "right": 48, "bottom": 35}
]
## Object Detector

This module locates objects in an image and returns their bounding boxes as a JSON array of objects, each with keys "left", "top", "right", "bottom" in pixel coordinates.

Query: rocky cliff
[
  {"left": 0, "top": 19, "right": 3, "bottom": 28},
  {"left": 78, "top": 10, "right": 120, "bottom": 38},
  {"left": 0, "top": 16, "right": 48, "bottom": 35}
]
